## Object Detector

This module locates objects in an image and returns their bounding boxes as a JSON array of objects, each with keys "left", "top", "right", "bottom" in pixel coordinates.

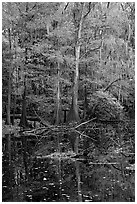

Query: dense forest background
[{"left": 2, "top": 2, "right": 135, "bottom": 202}]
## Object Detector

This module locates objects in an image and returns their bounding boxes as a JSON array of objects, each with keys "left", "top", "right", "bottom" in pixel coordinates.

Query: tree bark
[
  {"left": 55, "top": 63, "right": 61, "bottom": 152},
  {"left": 12, "top": 34, "right": 18, "bottom": 125},
  {"left": 67, "top": 3, "right": 86, "bottom": 153},
  {"left": 73, "top": 3, "right": 85, "bottom": 121},
  {"left": 5, "top": 27, "right": 13, "bottom": 199},
  {"left": 67, "top": 3, "right": 85, "bottom": 123},
  {"left": 6, "top": 27, "right": 12, "bottom": 162},
  {"left": 7, "top": 28, "right": 12, "bottom": 126},
  {"left": 55, "top": 62, "right": 61, "bottom": 125}
]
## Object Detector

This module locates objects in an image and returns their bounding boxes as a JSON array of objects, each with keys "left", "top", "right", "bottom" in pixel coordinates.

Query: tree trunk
[
  {"left": 12, "top": 34, "right": 18, "bottom": 125},
  {"left": 55, "top": 63, "right": 61, "bottom": 125},
  {"left": 7, "top": 28, "right": 12, "bottom": 126},
  {"left": 46, "top": 22, "right": 50, "bottom": 35},
  {"left": 19, "top": 49, "right": 29, "bottom": 128},
  {"left": 6, "top": 28, "right": 12, "bottom": 163},
  {"left": 66, "top": 3, "right": 85, "bottom": 153},
  {"left": 67, "top": 3, "right": 85, "bottom": 122},
  {"left": 19, "top": 63, "right": 29, "bottom": 182},
  {"left": 55, "top": 63, "right": 61, "bottom": 152},
  {"left": 5, "top": 27, "right": 13, "bottom": 199},
  {"left": 83, "top": 85, "right": 88, "bottom": 119},
  {"left": 73, "top": 3, "right": 85, "bottom": 121},
  {"left": 20, "top": 5, "right": 29, "bottom": 180},
  {"left": 19, "top": 85, "right": 29, "bottom": 128}
]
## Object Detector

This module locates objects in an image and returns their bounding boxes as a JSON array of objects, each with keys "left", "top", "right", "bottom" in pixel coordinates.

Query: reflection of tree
[
  {"left": 57, "top": 157, "right": 62, "bottom": 200},
  {"left": 5, "top": 26, "right": 12, "bottom": 198},
  {"left": 75, "top": 160, "right": 82, "bottom": 202}
]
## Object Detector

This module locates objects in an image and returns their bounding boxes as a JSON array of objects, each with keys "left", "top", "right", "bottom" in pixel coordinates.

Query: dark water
[{"left": 2, "top": 135, "right": 135, "bottom": 202}]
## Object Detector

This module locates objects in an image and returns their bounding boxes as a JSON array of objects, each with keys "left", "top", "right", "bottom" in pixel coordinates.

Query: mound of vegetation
[{"left": 87, "top": 90, "right": 124, "bottom": 121}]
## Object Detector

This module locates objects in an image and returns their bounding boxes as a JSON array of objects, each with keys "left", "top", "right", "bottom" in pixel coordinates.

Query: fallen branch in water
[
  {"left": 107, "top": 136, "right": 121, "bottom": 147},
  {"left": 74, "top": 129, "right": 97, "bottom": 141},
  {"left": 24, "top": 127, "right": 48, "bottom": 134},
  {"left": 33, "top": 130, "right": 52, "bottom": 149},
  {"left": 89, "top": 162, "right": 118, "bottom": 165},
  {"left": 74, "top": 118, "right": 97, "bottom": 129}
]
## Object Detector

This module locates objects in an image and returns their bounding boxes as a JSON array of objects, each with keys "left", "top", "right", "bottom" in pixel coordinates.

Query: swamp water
[{"left": 2, "top": 134, "right": 134, "bottom": 202}]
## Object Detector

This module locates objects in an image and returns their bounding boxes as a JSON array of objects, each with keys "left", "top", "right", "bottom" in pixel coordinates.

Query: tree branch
[
  {"left": 103, "top": 77, "right": 122, "bottom": 92},
  {"left": 107, "top": 2, "right": 110, "bottom": 9},
  {"left": 74, "top": 129, "right": 97, "bottom": 141},
  {"left": 62, "top": 2, "right": 69, "bottom": 14},
  {"left": 33, "top": 108, "right": 52, "bottom": 129},
  {"left": 80, "top": 44, "right": 102, "bottom": 59},
  {"left": 111, "top": 164, "right": 121, "bottom": 171},
  {"left": 89, "top": 162, "right": 118, "bottom": 165},
  {"left": 107, "top": 136, "right": 121, "bottom": 147},
  {"left": 83, "top": 2, "right": 92, "bottom": 19},
  {"left": 74, "top": 118, "right": 97, "bottom": 129},
  {"left": 29, "top": 3, "right": 37, "bottom": 12}
]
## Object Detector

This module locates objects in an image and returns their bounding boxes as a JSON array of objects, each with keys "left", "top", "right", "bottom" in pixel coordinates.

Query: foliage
[{"left": 87, "top": 90, "right": 124, "bottom": 120}]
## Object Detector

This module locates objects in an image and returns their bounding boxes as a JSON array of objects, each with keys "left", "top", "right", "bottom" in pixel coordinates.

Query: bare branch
[
  {"left": 107, "top": 2, "right": 110, "bottom": 9},
  {"left": 24, "top": 126, "right": 47, "bottom": 134},
  {"left": 83, "top": 2, "right": 92, "bottom": 19},
  {"left": 111, "top": 164, "right": 121, "bottom": 171},
  {"left": 62, "top": 2, "right": 69, "bottom": 14},
  {"left": 33, "top": 108, "right": 52, "bottom": 129},
  {"left": 107, "top": 136, "right": 121, "bottom": 147},
  {"left": 29, "top": 3, "right": 37, "bottom": 12},
  {"left": 74, "top": 118, "right": 97, "bottom": 129},
  {"left": 120, "top": 3, "right": 125, "bottom": 11},
  {"left": 103, "top": 77, "right": 122, "bottom": 92},
  {"left": 74, "top": 129, "right": 97, "bottom": 141},
  {"left": 89, "top": 162, "right": 118, "bottom": 165},
  {"left": 80, "top": 44, "right": 102, "bottom": 59}
]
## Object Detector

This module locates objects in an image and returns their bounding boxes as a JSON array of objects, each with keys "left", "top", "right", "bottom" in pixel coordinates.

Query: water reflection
[{"left": 2, "top": 135, "right": 135, "bottom": 202}]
